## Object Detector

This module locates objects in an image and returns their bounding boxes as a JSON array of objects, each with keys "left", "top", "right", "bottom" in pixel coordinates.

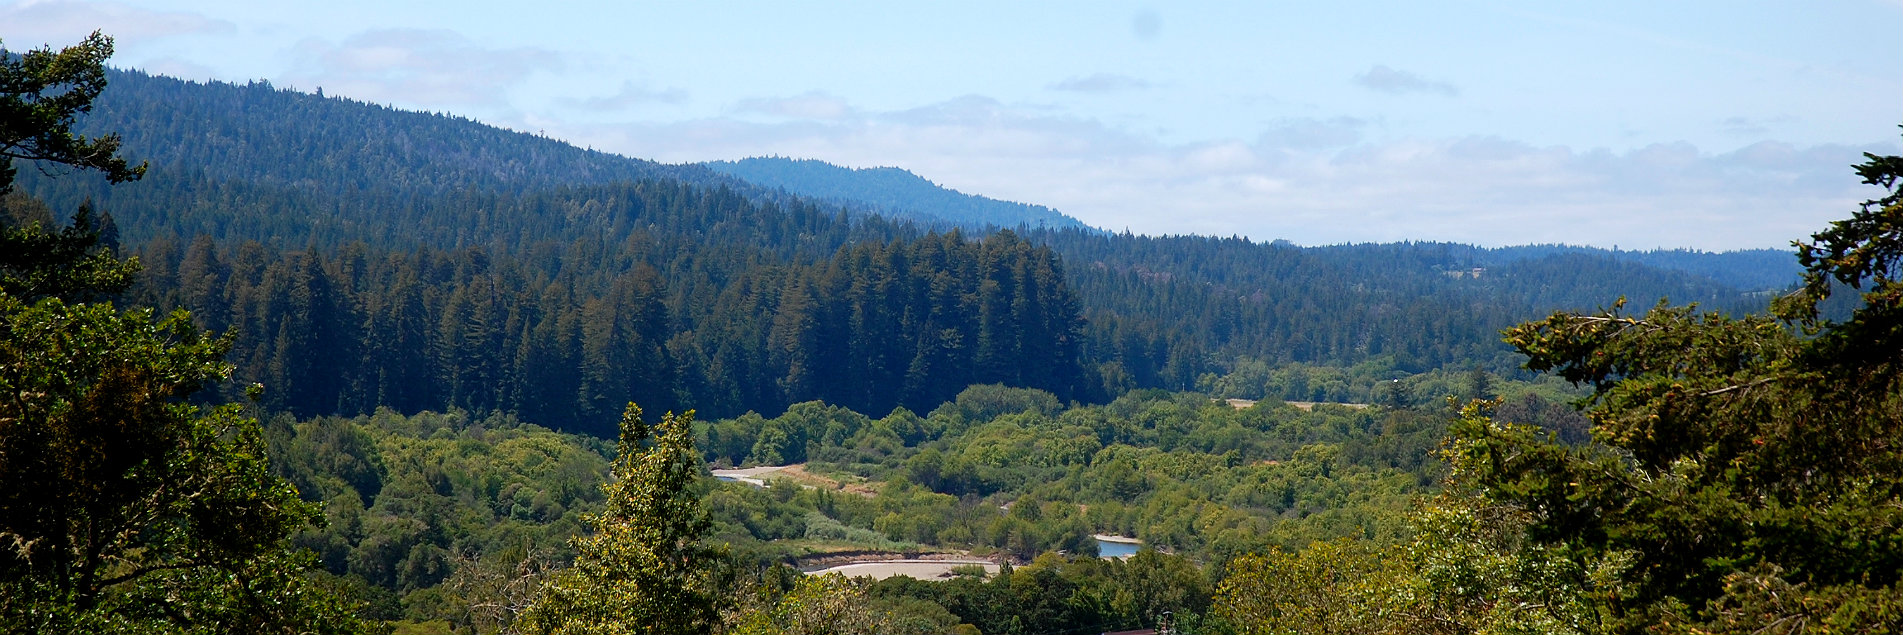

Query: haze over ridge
[{"left": 5, "top": 1, "right": 1898, "bottom": 249}]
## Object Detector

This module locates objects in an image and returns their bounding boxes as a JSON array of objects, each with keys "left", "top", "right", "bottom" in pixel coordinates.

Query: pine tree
[
  {"left": 1454, "top": 142, "right": 1903, "bottom": 634},
  {"left": 0, "top": 31, "right": 145, "bottom": 194},
  {"left": 520, "top": 404, "right": 724, "bottom": 635},
  {"left": 0, "top": 32, "right": 372, "bottom": 635}
]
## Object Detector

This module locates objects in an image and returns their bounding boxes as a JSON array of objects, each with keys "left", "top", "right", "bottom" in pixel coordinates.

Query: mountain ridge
[
  {"left": 705, "top": 156, "right": 1090, "bottom": 232},
  {"left": 5, "top": 67, "right": 1806, "bottom": 410},
  {"left": 42, "top": 68, "right": 1801, "bottom": 294}
]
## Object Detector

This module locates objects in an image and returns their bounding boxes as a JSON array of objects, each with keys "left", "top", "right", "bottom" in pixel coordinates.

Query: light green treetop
[{"left": 520, "top": 404, "right": 725, "bottom": 635}]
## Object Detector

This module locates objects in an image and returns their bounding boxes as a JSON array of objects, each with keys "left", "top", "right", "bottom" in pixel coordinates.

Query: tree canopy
[
  {"left": 1436, "top": 143, "right": 1903, "bottom": 633},
  {"left": 519, "top": 404, "right": 725, "bottom": 635},
  {"left": 0, "top": 31, "right": 145, "bottom": 195},
  {"left": 0, "top": 32, "right": 371, "bottom": 635},
  {"left": 1208, "top": 139, "right": 1903, "bottom": 635}
]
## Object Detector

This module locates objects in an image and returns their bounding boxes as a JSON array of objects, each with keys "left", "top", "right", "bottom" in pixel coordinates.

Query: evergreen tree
[
  {"left": 1453, "top": 142, "right": 1903, "bottom": 633},
  {"left": 520, "top": 404, "right": 724, "bottom": 635},
  {"left": 0, "top": 31, "right": 145, "bottom": 194},
  {"left": 0, "top": 32, "right": 372, "bottom": 635}
]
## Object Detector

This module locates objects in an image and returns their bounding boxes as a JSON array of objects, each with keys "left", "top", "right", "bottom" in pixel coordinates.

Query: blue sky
[{"left": 5, "top": 0, "right": 1901, "bottom": 249}]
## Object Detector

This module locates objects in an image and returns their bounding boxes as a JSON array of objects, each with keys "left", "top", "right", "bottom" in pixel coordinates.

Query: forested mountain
[
  {"left": 11, "top": 68, "right": 1787, "bottom": 431},
  {"left": 15, "top": 38, "right": 1900, "bottom": 635},
  {"left": 1471, "top": 244, "right": 1799, "bottom": 292},
  {"left": 35, "top": 70, "right": 727, "bottom": 198},
  {"left": 1049, "top": 232, "right": 1766, "bottom": 390},
  {"left": 706, "top": 157, "right": 1088, "bottom": 231}
]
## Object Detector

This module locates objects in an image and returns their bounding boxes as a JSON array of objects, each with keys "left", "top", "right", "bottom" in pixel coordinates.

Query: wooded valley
[{"left": 4, "top": 34, "right": 1901, "bottom": 635}]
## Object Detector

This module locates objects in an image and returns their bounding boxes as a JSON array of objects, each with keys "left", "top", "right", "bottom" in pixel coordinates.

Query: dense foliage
[
  {"left": 10, "top": 68, "right": 1781, "bottom": 416},
  {"left": 258, "top": 375, "right": 1580, "bottom": 631},
  {"left": 520, "top": 405, "right": 724, "bottom": 635},
  {"left": 12, "top": 31, "right": 1889, "bottom": 635},
  {"left": 1211, "top": 141, "right": 1903, "bottom": 635},
  {"left": 117, "top": 227, "right": 1085, "bottom": 429},
  {"left": 0, "top": 32, "right": 144, "bottom": 194},
  {"left": 0, "top": 34, "right": 371, "bottom": 635}
]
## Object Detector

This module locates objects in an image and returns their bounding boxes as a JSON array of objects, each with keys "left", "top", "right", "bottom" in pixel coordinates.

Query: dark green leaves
[
  {"left": 1462, "top": 142, "right": 1903, "bottom": 633},
  {"left": 0, "top": 31, "right": 372, "bottom": 635},
  {"left": 0, "top": 31, "right": 147, "bottom": 195}
]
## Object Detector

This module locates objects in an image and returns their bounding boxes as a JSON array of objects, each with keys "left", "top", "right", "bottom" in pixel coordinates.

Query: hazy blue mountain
[
  {"left": 76, "top": 70, "right": 737, "bottom": 195},
  {"left": 1476, "top": 245, "right": 1800, "bottom": 292},
  {"left": 11, "top": 68, "right": 1802, "bottom": 395},
  {"left": 700, "top": 156, "right": 1793, "bottom": 291},
  {"left": 46, "top": 69, "right": 1790, "bottom": 298},
  {"left": 1302, "top": 242, "right": 1799, "bottom": 294},
  {"left": 1596, "top": 248, "right": 1799, "bottom": 292},
  {"left": 706, "top": 157, "right": 1090, "bottom": 232}
]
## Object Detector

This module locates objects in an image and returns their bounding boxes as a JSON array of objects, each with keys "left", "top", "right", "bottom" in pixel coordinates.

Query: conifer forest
[{"left": 3, "top": 30, "right": 1901, "bottom": 635}]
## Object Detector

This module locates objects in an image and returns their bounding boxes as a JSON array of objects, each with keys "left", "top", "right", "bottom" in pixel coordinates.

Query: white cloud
[
  {"left": 733, "top": 91, "right": 856, "bottom": 121},
  {"left": 281, "top": 29, "right": 562, "bottom": 110},
  {"left": 1049, "top": 73, "right": 1151, "bottom": 93},
  {"left": 1353, "top": 64, "right": 1459, "bottom": 97},
  {"left": 564, "top": 80, "right": 687, "bottom": 111},
  {"left": 1718, "top": 114, "right": 1797, "bottom": 138},
  {"left": 1257, "top": 117, "right": 1367, "bottom": 150},
  {"left": 0, "top": 0, "right": 234, "bottom": 48},
  {"left": 553, "top": 94, "right": 1885, "bottom": 250}
]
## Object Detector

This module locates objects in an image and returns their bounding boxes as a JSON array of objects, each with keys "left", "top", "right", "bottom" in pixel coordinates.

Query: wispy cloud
[
  {"left": 1256, "top": 117, "right": 1367, "bottom": 150},
  {"left": 733, "top": 92, "right": 857, "bottom": 121},
  {"left": 564, "top": 80, "right": 687, "bottom": 111},
  {"left": 0, "top": 0, "right": 234, "bottom": 47},
  {"left": 138, "top": 56, "right": 220, "bottom": 82},
  {"left": 1353, "top": 64, "right": 1459, "bottom": 97},
  {"left": 557, "top": 94, "right": 1883, "bottom": 250},
  {"left": 281, "top": 29, "right": 562, "bottom": 110},
  {"left": 1049, "top": 73, "right": 1152, "bottom": 93},
  {"left": 1718, "top": 114, "right": 1797, "bottom": 137}
]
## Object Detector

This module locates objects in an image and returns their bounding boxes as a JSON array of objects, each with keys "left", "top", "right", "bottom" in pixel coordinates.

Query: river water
[{"left": 1095, "top": 537, "right": 1140, "bottom": 559}]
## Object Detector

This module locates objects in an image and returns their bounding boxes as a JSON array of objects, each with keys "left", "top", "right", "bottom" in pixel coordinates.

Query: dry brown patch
[
  {"left": 1286, "top": 401, "right": 1370, "bottom": 411},
  {"left": 779, "top": 464, "right": 878, "bottom": 498}
]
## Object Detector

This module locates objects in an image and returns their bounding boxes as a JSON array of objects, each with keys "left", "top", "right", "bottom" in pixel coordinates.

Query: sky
[{"left": 4, "top": 0, "right": 1901, "bottom": 250}]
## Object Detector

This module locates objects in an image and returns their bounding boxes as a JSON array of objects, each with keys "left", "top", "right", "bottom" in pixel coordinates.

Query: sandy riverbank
[
  {"left": 804, "top": 560, "right": 999, "bottom": 581},
  {"left": 710, "top": 465, "right": 789, "bottom": 487}
]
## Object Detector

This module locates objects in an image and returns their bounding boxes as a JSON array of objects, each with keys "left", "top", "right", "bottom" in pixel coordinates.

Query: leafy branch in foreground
[
  {"left": 0, "top": 31, "right": 147, "bottom": 193},
  {"left": 1213, "top": 135, "right": 1903, "bottom": 635},
  {"left": 0, "top": 31, "right": 376, "bottom": 635},
  {"left": 1472, "top": 139, "right": 1903, "bottom": 634}
]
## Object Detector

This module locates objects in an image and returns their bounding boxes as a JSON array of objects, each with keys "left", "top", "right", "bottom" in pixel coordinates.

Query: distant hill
[
  {"left": 73, "top": 71, "right": 730, "bottom": 196},
  {"left": 1477, "top": 245, "right": 1800, "bottom": 293},
  {"left": 38, "top": 71, "right": 1083, "bottom": 239},
  {"left": 700, "top": 157, "right": 1794, "bottom": 291},
  {"left": 706, "top": 157, "right": 1089, "bottom": 232},
  {"left": 5, "top": 68, "right": 1804, "bottom": 422},
  {"left": 45, "top": 70, "right": 1789, "bottom": 293}
]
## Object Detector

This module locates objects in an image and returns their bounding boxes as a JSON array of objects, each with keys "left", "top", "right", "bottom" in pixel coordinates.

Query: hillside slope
[
  {"left": 706, "top": 157, "right": 1089, "bottom": 231},
  {"left": 4, "top": 69, "right": 1795, "bottom": 423}
]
